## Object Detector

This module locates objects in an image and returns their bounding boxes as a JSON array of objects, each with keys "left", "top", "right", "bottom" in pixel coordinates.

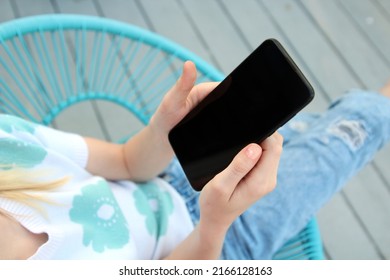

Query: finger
[
  {"left": 187, "top": 82, "right": 219, "bottom": 109},
  {"left": 255, "top": 132, "right": 283, "bottom": 179},
  {"left": 170, "top": 61, "right": 197, "bottom": 106},
  {"left": 212, "top": 143, "right": 262, "bottom": 196},
  {"left": 259, "top": 131, "right": 284, "bottom": 152},
  {"left": 192, "top": 82, "right": 219, "bottom": 97},
  {"left": 240, "top": 132, "right": 283, "bottom": 195}
]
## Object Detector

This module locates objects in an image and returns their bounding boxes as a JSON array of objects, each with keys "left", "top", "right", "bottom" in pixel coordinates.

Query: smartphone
[{"left": 168, "top": 39, "right": 314, "bottom": 191}]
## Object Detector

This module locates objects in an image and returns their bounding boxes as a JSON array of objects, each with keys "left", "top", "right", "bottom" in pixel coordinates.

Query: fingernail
[{"left": 246, "top": 145, "right": 261, "bottom": 159}]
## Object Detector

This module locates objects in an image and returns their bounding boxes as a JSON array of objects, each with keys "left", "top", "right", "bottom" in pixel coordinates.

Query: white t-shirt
[{"left": 0, "top": 114, "right": 194, "bottom": 259}]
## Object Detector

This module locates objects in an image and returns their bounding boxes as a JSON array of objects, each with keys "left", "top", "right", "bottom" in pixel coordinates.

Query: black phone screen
[{"left": 168, "top": 39, "right": 314, "bottom": 191}]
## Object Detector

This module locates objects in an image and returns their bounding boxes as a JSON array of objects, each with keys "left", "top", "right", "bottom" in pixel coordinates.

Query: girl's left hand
[{"left": 150, "top": 61, "right": 219, "bottom": 138}]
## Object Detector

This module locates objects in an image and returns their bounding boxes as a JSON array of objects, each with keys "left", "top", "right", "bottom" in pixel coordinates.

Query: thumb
[
  {"left": 170, "top": 61, "right": 197, "bottom": 105},
  {"left": 213, "top": 144, "right": 262, "bottom": 194}
]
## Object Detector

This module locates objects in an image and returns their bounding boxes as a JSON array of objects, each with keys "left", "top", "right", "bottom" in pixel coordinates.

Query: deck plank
[
  {"left": 339, "top": 0, "right": 390, "bottom": 66},
  {"left": 0, "top": 0, "right": 15, "bottom": 22},
  {"left": 376, "top": 0, "right": 390, "bottom": 16},
  {"left": 216, "top": 0, "right": 328, "bottom": 113},
  {"left": 317, "top": 193, "right": 382, "bottom": 259},
  {"left": 178, "top": 0, "right": 251, "bottom": 74},
  {"left": 261, "top": 0, "right": 361, "bottom": 97},
  {"left": 300, "top": 0, "right": 388, "bottom": 90},
  {"left": 134, "top": 0, "right": 213, "bottom": 65},
  {"left": 96, "top": 0, "right": 146, "bottom": 25},
  {"left": 343, "top": 166, "right": 390, "bottom": 259}
]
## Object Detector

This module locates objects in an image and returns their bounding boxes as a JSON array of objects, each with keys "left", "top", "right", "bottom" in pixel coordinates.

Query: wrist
[
  {"left": 198, "top": 219, "right": 229, "bottom": 245},
  {"left": 147, "top": 120, "right": 174, "bottom": 157},
  {"left": 149, "top": 115, "right": 168, "bottom": 141}
]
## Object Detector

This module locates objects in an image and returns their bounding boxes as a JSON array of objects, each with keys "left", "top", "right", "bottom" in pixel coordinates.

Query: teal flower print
[
  {"left": 69, "top": 180, "right": 129, "bottom": 253},
  {"left": 133, "top": 181, "right": 174, "bottom": 239},
  {"left": 0, "top": 115, "right": 37, "bottom": 134},
  {"left": 0, "top": 115, "right": 46, "bottom": 168},
  {"left": 0, "top": 138, "right": 47, "bottom": 168}
]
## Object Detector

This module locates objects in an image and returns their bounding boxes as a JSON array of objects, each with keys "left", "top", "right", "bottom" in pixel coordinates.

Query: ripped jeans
[{"left": 163, "top": 90, "right": 390, "bottom": 259}]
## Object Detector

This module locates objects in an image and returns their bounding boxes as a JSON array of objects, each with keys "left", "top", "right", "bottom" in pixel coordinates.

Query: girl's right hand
[
  {"left": 164, "top": 130, "right": 283, "bottom": 260},
  {"left": 198, "top": 132, "right": 283, "bottom": 235}
]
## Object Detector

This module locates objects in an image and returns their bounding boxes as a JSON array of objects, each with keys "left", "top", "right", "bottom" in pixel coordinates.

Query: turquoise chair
[{"left": 0, "top": 14, "right": 323, "bottom": 260}]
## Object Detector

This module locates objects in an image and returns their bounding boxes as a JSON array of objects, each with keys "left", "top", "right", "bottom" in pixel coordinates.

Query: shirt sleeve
[
  {"left": 34, "top": 125, "right": 89, "bottom": 168},
  {"left": 0, "top": 114, "right": 89, "bottom": 168}
]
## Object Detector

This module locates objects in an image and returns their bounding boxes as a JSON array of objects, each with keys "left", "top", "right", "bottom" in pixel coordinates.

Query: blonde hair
[{"left": 0, "top": 166, "right": 68, "bottom": 215}]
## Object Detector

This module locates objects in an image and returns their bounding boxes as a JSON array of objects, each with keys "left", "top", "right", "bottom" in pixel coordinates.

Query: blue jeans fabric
[{"left": 162, "top": 90, "right": 390, "bottom": 259}]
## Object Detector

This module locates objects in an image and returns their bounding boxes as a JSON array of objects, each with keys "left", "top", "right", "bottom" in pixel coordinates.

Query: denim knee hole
[{"left": 327, "top": 119, "right": 367, "bottom": 151}]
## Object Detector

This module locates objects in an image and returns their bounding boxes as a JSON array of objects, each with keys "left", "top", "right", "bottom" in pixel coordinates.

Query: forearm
[
  {"left": 84, "top": 124, "right": 173, "bottom": 181},
  {"left": 164, "top": 221, "right": 228, "bottom": 260},
  {"left": 123, "top": 123, "right": 174, "bottom": 181}
]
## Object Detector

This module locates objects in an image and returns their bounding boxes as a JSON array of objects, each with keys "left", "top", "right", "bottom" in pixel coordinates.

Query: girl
[{"left": 1, "top": 61, "right": 390, "bottom": 260}]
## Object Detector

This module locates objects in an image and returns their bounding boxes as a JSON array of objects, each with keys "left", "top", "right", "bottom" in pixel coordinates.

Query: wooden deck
[{"left": 1, "top": 0, "right": 390, "bottom": 259}]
